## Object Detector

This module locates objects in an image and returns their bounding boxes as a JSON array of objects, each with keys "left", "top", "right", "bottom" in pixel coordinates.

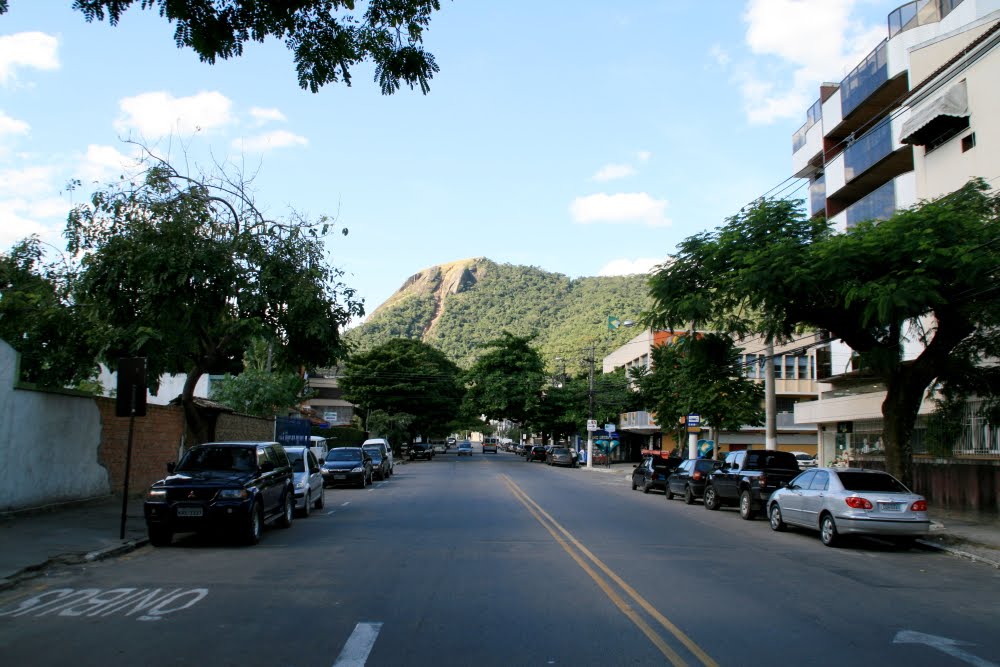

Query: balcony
[
  {"left": 888, "top": 0, "right": 965, "bottom": 38},
  {"left": 845, "top": 179, "right": 896, "bottom": 228},
  {"left": 842, "top": 41, "right": 889, "bottom": 118},
  {"left": 825, "top": 115, "right": 914, "bottom": 216},
  {"left": 809, "top": 175, "right": 826, "bottom": 217}
]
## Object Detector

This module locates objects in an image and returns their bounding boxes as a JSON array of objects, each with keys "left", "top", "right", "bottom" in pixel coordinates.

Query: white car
[
  {"left": 789, "top": 451, "right": 817, "bottom": 469},
  {"left": 362, "top": 438, "right": 394, "bottom": 476},
  {"left": 282, "top": 446, "right": 325, "bottom": 517}
]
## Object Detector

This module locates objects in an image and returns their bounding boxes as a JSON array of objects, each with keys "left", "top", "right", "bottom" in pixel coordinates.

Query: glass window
[
  {"left": 836, "top": 471, "right": 909, "bottom": 492},
  {"left": 809, "top": 471, "right": 830, "bottom": 491},
  {"left": 773, "top": 356, "right": 783, "bottom": 379},
  {"left": 792, "top": 470, "right": 816, "bottom": 488},
  {"left": 744, "top": 354, "right": 758, "bottom": 378},
  {"left": 785, "top": 356, "right": 796, "bottom": 379},
  {"left": 798, "top": 356, "right": 811, "bottom": 380}
]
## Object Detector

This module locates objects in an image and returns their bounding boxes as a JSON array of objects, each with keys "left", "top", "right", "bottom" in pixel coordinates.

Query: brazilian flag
[{"left": 607, "top": 315, "right": 621, "bottom": 330}]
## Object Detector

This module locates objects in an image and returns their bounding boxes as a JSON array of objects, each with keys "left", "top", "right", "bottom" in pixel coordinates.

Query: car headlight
[
  {"left": 217, "top": 489, "right": 249, "bottom": 500},
  {"left": 146, "top": 489, "right": 166, "bottom": 500},
  {"left": 351, "top": 466, "right": 364, "bottom": 473},
  {"left": 295, "top": 480, "right": 307, "bottom": 490}
]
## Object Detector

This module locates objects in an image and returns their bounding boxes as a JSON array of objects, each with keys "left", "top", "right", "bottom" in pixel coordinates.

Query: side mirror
[
  {"left": 731, "top": 464, "right": 740, "bottom": 471},
  {"left": 167, "top": 462, "right": 176, "bottom": 474},
  {"left": 260, "top": 461, "right": 276, "bottom": 473}
]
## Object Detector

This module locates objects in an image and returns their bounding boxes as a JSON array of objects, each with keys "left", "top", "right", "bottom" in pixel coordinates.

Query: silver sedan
[{"left": 767, "top": 467, "right": 929, "bottom": 548}]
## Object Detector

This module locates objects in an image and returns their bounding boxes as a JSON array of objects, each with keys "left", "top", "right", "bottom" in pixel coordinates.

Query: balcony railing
[
  {"left": 841, "top": 40, "right": 888, "bottom": 118},
  {"left": 792, "top": 99, "right": 823, "bottom": 152},
  {"left": 809, "top": 175, "right": 826, "bottom": 217},
  {"left": 888, "top": 0, "right": 964, "bottom": 38},
  {"left": 846, "top": 179, "right": 896, "bottom": 228},
  {"left": 844, "top": 119, "right": 893, "bottom": 182}
]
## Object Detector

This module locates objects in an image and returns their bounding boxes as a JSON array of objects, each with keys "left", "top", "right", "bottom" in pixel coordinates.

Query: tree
[
  {"left": 464, "top": 333, "right": 546, "bottom": 425},
  {"left": 637, "top": 333, "right": 765, "bottom": 451},
  {"left": 0, "top": 236, "right": 98, "bottom": 389},
  {"left": 0, "top": 0, "right": 443, "bottom": 94},
  {"left": 645, "top": 179, "right": 1000, "bottom": 486},
  {"left": 67, "top": 149, "right": 363, "bottom": 442},
  {"left": 339, "top": 338, "right": 464, "bottom": 441},
  {"left": 210, "top": 339, "right": 311, "bottom": 418}
]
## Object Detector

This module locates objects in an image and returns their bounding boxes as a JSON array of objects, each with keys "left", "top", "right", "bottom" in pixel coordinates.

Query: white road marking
[
  {"left": 341, "top": 501, "right": 351, "bottom": 507},
  {"left": 894, "top": 630, "right": 997, "bottom": 667},
  {"left": 332, "top": 621, "right": 383, "bottom": 667}
]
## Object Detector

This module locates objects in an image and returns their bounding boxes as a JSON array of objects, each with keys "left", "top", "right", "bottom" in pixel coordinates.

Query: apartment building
[
  {"left": 791, "top": 0, "right": 1000, "bottom": 466},
  {"left": 606, "top": 330, "right": 820, "bottom": 456}
]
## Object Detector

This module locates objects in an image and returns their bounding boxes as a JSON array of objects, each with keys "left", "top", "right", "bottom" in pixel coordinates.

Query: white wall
[
  {"left": 96, "top": 365, "right": 210, "bottom": 406},
  {"left": 0, "top": 340, "right": 109, "bottom": 511}
]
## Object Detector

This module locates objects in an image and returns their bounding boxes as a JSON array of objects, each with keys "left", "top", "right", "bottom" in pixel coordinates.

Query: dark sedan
[
  {"left": 322, "top": 448, "right": 373, "bottom": 488},
  {"left": 631, "top": 455, "right": 683, "bottom": 494},
  {"left": 546, "top": 447, "right": 575, "bottom": 467},
  {"left": 666, "top": 458, "right": 721, "bottom": 504},
  {"left": 526, "top": 445, "right": 548, "bottom": 462}
]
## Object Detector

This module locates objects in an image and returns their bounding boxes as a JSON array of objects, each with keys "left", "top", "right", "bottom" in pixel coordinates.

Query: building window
[
  {"left": 961, "top": 132, "right": 976, "bottom": 152},
  {"left": 744, "top": 354, "right": 758, "bottom": 378},
  {"left": 773, "top": 356, "right": 783, "bottom": 380},
  {"left": 925, "top": 116, "right": 970, "bottom": 153},
  {"left": 798, "top": 355, "right": 812, "bottom": 380}
]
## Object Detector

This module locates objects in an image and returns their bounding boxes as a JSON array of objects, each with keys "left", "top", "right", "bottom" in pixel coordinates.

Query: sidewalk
[
  {"left": 580, "top": 463, "right": 1000, "bottom": 569},
  {"left": 1, "top": 484, "right": 998, "bottom": 592}
]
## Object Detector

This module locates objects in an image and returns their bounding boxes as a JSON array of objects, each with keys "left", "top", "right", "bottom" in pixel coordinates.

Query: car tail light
[
  {"left": 693, "top": 471, "right": 702, "bottom": 481},
  {"left": 844, "top": 496, "right": 873, "bottom": 510},
  {"left": 911, "top": 500, "right": 927, "bottom": 511},
  {"left": 758, "top": 474, "right": 767, "bottom": 489}
]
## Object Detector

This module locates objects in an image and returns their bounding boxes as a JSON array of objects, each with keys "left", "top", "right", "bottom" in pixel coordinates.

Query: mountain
[{"left": 344, "top": 258, "right": 653, "bottom": 374}]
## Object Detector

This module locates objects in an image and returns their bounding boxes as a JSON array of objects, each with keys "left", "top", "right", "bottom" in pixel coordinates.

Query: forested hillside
[{"left": 344, "top": 258, "right": 653, "bottom": 373}]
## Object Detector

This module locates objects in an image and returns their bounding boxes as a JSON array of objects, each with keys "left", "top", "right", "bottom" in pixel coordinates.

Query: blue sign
[
  {"left": 687, "top": 414, "right": 701, "bottom": 427},
  {"left": 275, "top": 417, "right": 311, "bottom": 448}
]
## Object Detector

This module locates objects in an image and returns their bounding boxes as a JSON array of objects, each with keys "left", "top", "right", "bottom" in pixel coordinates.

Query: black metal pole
[{"left": 119, "top": 385, "right": 137, "bottom": 540}]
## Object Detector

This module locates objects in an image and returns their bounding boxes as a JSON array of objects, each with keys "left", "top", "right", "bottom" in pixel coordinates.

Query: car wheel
[
  {"left": 148, "top": 526, "right": 173, "bottom": 547},
  {"left": 820, "top": 513, "right": 840, "bottom": 547},
  {"left": 703, "top": 485, "right": 720, "bottom": 510},
  {"left": 301, "top": 491, "right": 312, "bottom": 518},
  {"left": 769, "top": 503, "right": 786, "bottom": 532},
  {"left": 643, "top": 482, "right": 651, "bottom": 494},
  {"left": 739, "top": 490, "right": 756, "bottom": 520},
  {"left": 314, "top": 489, "right": 324, "bottom": 509},
  {"left": 243, "top": 502, "right": 263, "bottom": 545},
  {"left": 277, "top": 492, "right": 294, "bottom": 529},
  {"left": 666, "top": 487, "right": 675, "bottom": 500},
  {"left": 683, "top": 486, "right": 695, "bottom": 505},
  {"left": 631, "top": 480, "right": 637, "bottom": 490}
]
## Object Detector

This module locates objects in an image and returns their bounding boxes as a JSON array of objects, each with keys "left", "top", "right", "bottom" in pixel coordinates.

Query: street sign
[
  {"left": 587, "top": 419, "right": 598, "bottom": 431},
  {"left": 686, "top": 413, "right": 700, "bottom": 427},
  {"left": 604, "top": 423, "right": 616, "bottom": 433}
]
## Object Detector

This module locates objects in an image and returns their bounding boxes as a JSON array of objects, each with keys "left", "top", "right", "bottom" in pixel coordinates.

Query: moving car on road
[
  {"left": 482, "top": 437, "right": 499, "bottom": 454},
  {"left": 143, "top": 441, "right": 295, "bottom": 547},
  {"left": 767, "top": 468, "right": 930, "bottom": 547},
  {"left": 456, "top": 441, "right": 474, "bottom": 456},
  {"left": 322, "top": 447, "right": 374, "bottom": 488}
]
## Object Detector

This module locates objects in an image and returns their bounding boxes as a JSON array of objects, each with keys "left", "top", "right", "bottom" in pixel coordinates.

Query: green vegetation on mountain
[{"left": 345, "top": 258, "right": 653, "bottom": 373}]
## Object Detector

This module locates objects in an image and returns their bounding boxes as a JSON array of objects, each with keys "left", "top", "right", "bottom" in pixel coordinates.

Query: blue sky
[{"left": 1, "top": 1, "right": 897, "bottom": 319}]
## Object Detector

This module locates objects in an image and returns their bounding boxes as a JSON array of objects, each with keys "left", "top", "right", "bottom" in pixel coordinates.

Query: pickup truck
[{"left": 702, "top": 450, "right": 801, "bottom": 520}]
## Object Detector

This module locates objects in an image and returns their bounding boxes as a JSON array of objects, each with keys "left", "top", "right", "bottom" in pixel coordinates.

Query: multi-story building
[
  {"left": 303, "top": 368, "right": 356, "bottom": 428},
  {"left": 606, "top": 330, "right": 821, "bottom": 458},
  {"left": 791, "top": 0, "right": 1000, "bottom": 466}
]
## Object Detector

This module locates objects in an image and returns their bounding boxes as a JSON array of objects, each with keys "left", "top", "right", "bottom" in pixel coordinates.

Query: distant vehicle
[
  {"left": 308, "top": 436, "right": 329, "bottom": 464},
  {"left": 631, "top": 455, "right": 683, "bottom": 494},
  {"left": 446, "top": 437, "right": 457, "bottom": 447},
  {"left": 526, "top": 445, "right": 547, "bottom": 462},
  {"left": 768, "top": 468, "right": 930, "bottom": 548},
  {"left": 322, "top": 447, "right": 373, "bottom": 488},
  {"left": 789, "top": 451, "right": 818, "bottom": 469},
  {"left": 666, "top": 459, "right": 721, "bottom": 504},
  {"left": 482, "top": 437, "right": 499, "bottom": 454},
  {"left": 456, "top": 441, "right": 474, "bottom": 456},
  {"left": 143, "top": 441, "right": 295, "bottom": 546},
  {"left": 408, "top": 442, "right": 434, "bottom": 461},
  {"left": 546, "top": 447, "right": 575, "bottom": 467},
  {"left": 431, "top": 441, "right": 448, "bottom": 454},
  {"left": 283, "top": 445, "right": 325, "bottom": 517}
]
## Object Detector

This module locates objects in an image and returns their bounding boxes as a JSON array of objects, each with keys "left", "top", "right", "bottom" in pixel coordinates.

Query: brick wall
[
  {"left": 96, "top": 397, "right": 185, "bottom": 496},
  {"left": 216, "top": 412, "right": 274, "bottom": 441}
]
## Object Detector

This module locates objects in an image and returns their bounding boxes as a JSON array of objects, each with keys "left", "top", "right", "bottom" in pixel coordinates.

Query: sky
[{"left": 0, "top": 0, "right": 898, "bottom": 321}]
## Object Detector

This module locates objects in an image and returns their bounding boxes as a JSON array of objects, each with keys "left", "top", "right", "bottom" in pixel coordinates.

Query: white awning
[{"left": 901, "top": 80, "right": 969, "bottom": 145}]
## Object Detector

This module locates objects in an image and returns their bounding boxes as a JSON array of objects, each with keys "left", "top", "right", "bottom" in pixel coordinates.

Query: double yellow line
[{"left": 500, "top": 474, "right": 718, "bottom": 667}]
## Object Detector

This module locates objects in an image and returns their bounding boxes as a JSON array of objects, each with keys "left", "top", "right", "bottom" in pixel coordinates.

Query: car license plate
[
  {"left": 176, "top": 506, "right": 203, "bottom": 517},
  {"left": 879, "top": 502, "right": 904, "bottom": 511},
  {"left": 334, "top": 474, "right": 346, "bottom": 480}
]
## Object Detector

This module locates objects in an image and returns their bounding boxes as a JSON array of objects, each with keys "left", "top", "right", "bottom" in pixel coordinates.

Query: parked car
[
  {"left": 703, "top": 449, "right": 802, "bottom": 519},
  {"left": 631, "top": 455, "right": 683, "bottom": 494},
  {"left": 322, "top": 447, "right": 373, "bottom": 488},
  {"left": 482, "top": 437, "right": 499, "bottom": 453},
  {"left": 431, "top": 441, "right": 448, "bottom": 454},
  {"left": 143, "top": 441, "right": 295, "bottom": 546},
  {"left": 408, "top": 442, "right": 434, "bottom": 461},
  {"left": 790, "top": 451, "right": 818, "bottom": 469},
  {"left": 283, "top": 445, "right": 325, "bottom": 517},
  {"left": 665, "top": 459, "right": 721, "bottom": 504},
  {"left": 456, "top": 441, "right": 474, "bottom": 456},
  {"left": 526, "top": 445, "right": 548, "bottom": 462},
  {"left": 546, "top": 447, "right": 575, "bottom": 467},
  {"left": 362, "top": 438, "right": 394, "bottom": 474},
  {"left": 367, "top": 448, "right": 391, "bottom": 480},
  {"left": 446, "top": 437, "right": 457, "bottom": 447},
  {"left": 308, "top": 436, "right": 330, "bottom": 464},
  {"left": 767, "top": 468, "right": 930, "bottom": 547}
]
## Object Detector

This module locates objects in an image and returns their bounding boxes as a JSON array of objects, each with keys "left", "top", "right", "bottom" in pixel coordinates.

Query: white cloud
[
  {"left": 636, "top": 150, "right": 652, "bottom": 162},
  {"left": 569, "top": 192, "right": 670, "bottom": 227},
  {"left": 709, "top": 44, "right": 731, "bottom": 67},
  {"left": 250, "top": 107, "right": 287, "bottom": 125},
  {"left": 740, "top": 0, "right": 887, "bottom": 124},
  {"left": 114, "top": 91, "right": 234, "bottom": 138},
  {"left": 76, "top": 144, "right": 137, "bottom": 186},
  {"left": 0, "top": 32, "right": 59, "bottom": 86},
  {"left": 233, "top": 130, "right": 308, "bottom": 152},
  {"left": 591, "top": 163, "right": 636, "bottom": 182},
  {"left": 0, "top": 166, "right": 56, "bottom": 197},
  {"left": 0, "top": 197, "right": 68, "bottom": 251},
  {"left": 0, "top": 111, "right": 30, "bottom": 138},
  {"left": 597, "top": 258, "right": 663, "bottom": 276}
]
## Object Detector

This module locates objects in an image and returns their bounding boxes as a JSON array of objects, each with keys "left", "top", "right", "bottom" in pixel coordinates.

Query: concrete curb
[
  {"left": 1, "top": 538, "right": 150, "bottom": 593},
  {"left": 917, "top": 539, "right": 1000, "bottom": 569}
]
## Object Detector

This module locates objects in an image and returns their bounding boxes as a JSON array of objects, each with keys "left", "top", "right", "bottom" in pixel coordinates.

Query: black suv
[
  {"left": 631, "top": 455, "right": 683, "bottom": 494},
  {"left": 665, "top": 458, "right": 721, "bottom": 504},
  {"left": 408, "top": 442, "right": 433, "bottom": 461},
  {"left": 144, "top": 441, "right": 295, "bottom": 546}
]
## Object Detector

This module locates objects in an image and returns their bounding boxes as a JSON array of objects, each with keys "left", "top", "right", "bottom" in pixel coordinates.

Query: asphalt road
[{"left": 1, "top": 447, "right": 998, "bottom": 667}]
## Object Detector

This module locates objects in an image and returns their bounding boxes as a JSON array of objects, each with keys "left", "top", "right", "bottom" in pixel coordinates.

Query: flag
[{"left": 607, "top": 315, "right": 621, "bottom": 330}]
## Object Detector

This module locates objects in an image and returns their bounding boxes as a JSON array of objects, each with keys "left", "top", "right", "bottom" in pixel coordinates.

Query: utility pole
[
  {"left": 587, "top": 342, "right": 595, "bottom": 469},
  {"left": 765, "top": 341, "right": 777, "bottom": 450}
]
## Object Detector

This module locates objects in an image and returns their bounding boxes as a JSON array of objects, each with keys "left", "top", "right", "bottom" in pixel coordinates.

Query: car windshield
[
  {"left": 837, "top": 471, "right": 910, "bottom": 493},
  {"left": 176, "top": 446, "right": 256, "bottom": 473},
  {"left": 795, "top": 454, "right": 814, "bottom": 461},
  {"left": 552, "top": 448, "right": 569, "bottom": 455},
  {"left": 326, "top": 449, "right": 361, "bottom": 462},
  {"left": 362, "top": 445, "right": 381, "bottom": 454}
]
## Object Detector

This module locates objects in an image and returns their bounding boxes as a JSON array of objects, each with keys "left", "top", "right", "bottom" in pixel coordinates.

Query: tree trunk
[
  {"left": 182, "top": 366, "right": 212, "bottom": 444},
  {"left": 881, "top": 366, "right": 932, "bottom": 489}
]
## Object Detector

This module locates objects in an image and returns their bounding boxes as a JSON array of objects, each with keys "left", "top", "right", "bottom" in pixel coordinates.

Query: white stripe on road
[{"left": 333, "top": 622, "right": 383, "bottom": 667}]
